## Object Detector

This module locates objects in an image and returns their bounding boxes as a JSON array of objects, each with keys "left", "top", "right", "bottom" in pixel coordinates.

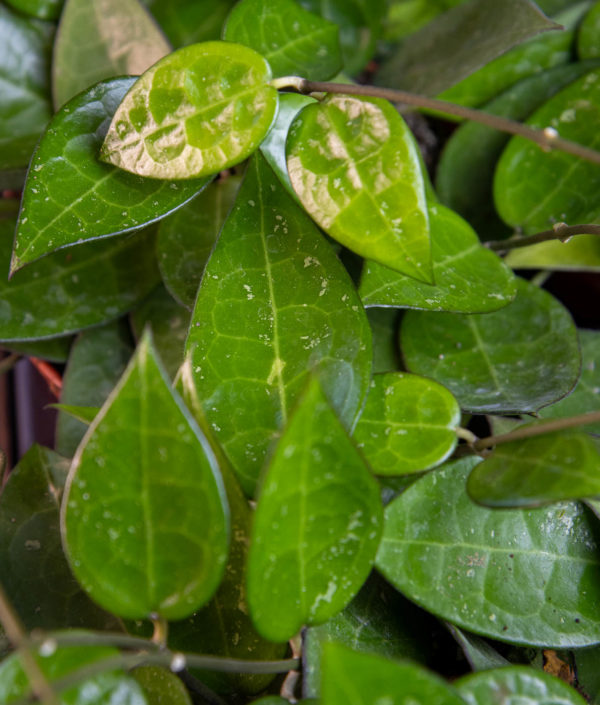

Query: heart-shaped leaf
[
  {"left": 456, "top": 665, "right": 588, "bottom": 705},
  {"left": 400, "top": 278, "right": 580, "bottom": 414},
  {"left": 359, "top": 203, "right": 516, "bottom": 313},
  {"left": 467, "top": 429, "right": 600, "bottom": 508},
  {"left": 247, "top": 377, "right": 383, "bottom": 643},
  {"left": 321, "top": 643, "right": 466, "bottom": 705},
  {"left": 0, "top": 218, "right": 159, "bottom": 342},
  {"left": 376, "top": 456, "right": 600, "bottom": 647},
  {"left": 101, "top": 41, "right": 278, "bottom": 179},
  {"left": 52, "top": 0, "right": 171, "bottom": 109},
  {"left": 287, "top": 94, "right": 433, "bottom": 282},
  {"left": 353, "top": 372, "right": 460, "bottom": 475},
  {"left": 62, "top": 332, "right": 229, "bottom": 620},
  {"left": 12, "top": 77, "right": 208, "bottom": 272},
  {"left": 186, "top": 154, "right": 372, "bottom": 496},
  {"left": 224, "top": 0, "right": 342, "bottom": 80}
]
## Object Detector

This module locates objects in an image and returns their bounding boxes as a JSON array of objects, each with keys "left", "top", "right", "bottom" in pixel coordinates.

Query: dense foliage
[{"left": 1, "top": 0, "right": 600, "bottom": 702}]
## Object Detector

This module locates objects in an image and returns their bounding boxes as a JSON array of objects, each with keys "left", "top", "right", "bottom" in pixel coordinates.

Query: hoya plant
[{"left": 2, "top": 0, "right": 600, "bottom": 702}]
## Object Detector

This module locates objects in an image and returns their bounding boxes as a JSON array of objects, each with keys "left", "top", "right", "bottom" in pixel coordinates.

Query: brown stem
[{"left": 485, "top": 223, "right": 600, "bottom": 252}]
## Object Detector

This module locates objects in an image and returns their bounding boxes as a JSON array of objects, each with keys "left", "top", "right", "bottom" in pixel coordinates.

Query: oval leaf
[
  {"left": 287, "top": 94, "right": 433, "bottom": 282},
  {"left": 12, "top": 77, "right": 208, "bottom": 271},
  {"left": 359, "top": 203, "right": 516, "bottom": 313},
  {"left": 400, "top": 278, "right": 580, "bottom": 414},
  {"left": 376, "top": 456, "right": 600, "bottom": 647},
  {"left": 467, "top": 429, "right": 600, "bottom": 508},
  {"left": 456, "top": 665, "right": 588, "bottom": 705},
  {"left": 185, "top": 154, "right": 372, "bottom": 496},
  {"left": 247, "top": 377, "right": 383, "bottom": 643},
  {"left": 494, "top": 67, "right": 600, "bottom": 232},
  {"left": 52, "top": 0, "right": 170, "bottom": 109},
  {"left": 62, "top": 332, "right": 229, "bottom": 620},
  {"left": 321, "top": 643, "right": 466, "bottom": 705},
  {"left": 353, "top": 372, "right": 460, "bottom": 475},
  {"left": 224, "top": 0, "right": 342, "bottom": 80},
  {"left": 101, "top": 41, "right": 278, "bottom": 179},
  {"left": 132, "top": 666, "right": 192, "bottom": 705}
]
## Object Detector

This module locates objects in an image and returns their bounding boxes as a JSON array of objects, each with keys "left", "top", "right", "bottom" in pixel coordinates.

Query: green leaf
[
  {"left": 321, "top": 643, "right": 466, "bottom": 705},
  {"left": 437, "top": 3, "right": 587, "bottom": 108},
  {"left": 359, "top": 204, "right": 516, "bottom": 312},
  {"left": 130, "top": 284, "right": 191, "bottom": 378},
  {"left": 353, "top": 372, "right": 460, "bottom": 475},
  {"left": 287, "top": 94, "right": 432, "bottom": 283},
  {"left": 574, "top": 645, "right": 600, "bottom": 705},
  {"left": 52, "top": 0, "right": 171, "bottom": 109},
  {"left": 0, "top": 641, "right": 147, "bottom": 705},
  {"left": 303, "top": 573, "right": 432, "bottom": 697},
  {"left": 367, "top": 308, "right": 401, "bottom": 373},
  {"left": 55, "top": 321, "right": 134, "bottom": 457},
  {"left": 157, "top": 176, "right": 242, "bottom": 309},
  {"left": 504, "top": 231, "right": 600, "bottom": 271},
  {"left": 12, "top": 78, "right": 208, "bottom": 272},
  {"left": 62, "top": 332, "right": 230, "bottom": 620},
  {"left": 0, "top": 445, "right": 120, "bottom": 631},
  {"left": 224, "top": 0, "right": 342, "bottom": 80},
  {"left": 186, "top": 154, "right": 372, "bottom": 496},
  {"left": 455, "top": 665, "right": 588, "bottom": 705},
  {"left": 578, "top": 1, "right": 600, "bottom": 59},
  {"left": 0, "top": 218, "right": 159, "bottom": 342},
  {"left": 383, "top": 0, "right": 467, "bottom": 42},
  {"left": 467, "top": 429, "right": 600, "bottom": 508},
  {"left": 4, "top": 335, "right": 72, "bottom": 363},
  {"left": 52, "top": 404, "right": 99, "bottom": 425},
  {"left": 446, "top": 624, "right": 510, "bottom": 671},
  {"left": 101, "top": 41, "right": 278, "bottom": 179},
  {"left": 0, "top": 5, "right": 53, "bottom": 170},
  {"left": 247, "top": 377, "right": 383, "bottom": 643},
  {"left": 538, "top": 329, "right": 600, "bottom": 432},
  {"left": 494, "top": 67, "right": 600, "bottom": 232},
  {"left": 143, "top": 0, "right": 236, "bottom": 48},
  {"left": 376, "top": 456, "right": 600, "bottom": 647},
  {"left": 4, "top": 0, "right": 62, "bottom": 20},
  {"left": 400, "top": 278, "right": 580, "bottom": 414},
  {"left": 132, "top": 666, "right": 192, "bottom": 705},
  {"left": 436, "top": 62, "right": 597, "bottom": 237},
  {"left": 376, "top": 0, "right": 560, "bottom": 96}
]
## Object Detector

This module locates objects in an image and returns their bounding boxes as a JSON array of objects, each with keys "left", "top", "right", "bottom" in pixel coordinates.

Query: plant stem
[
  {"left": 484, "top": 223, "right": 600, "bottom": 252},
  {"left": 0, "top": 583, "right": 58, "bottom": 705},
  {"left": 270, "top": 77, "right": 600, "bottom": 167},
  {"left": 150, "top": 614, "right": 168, "bottom": 647},
  {"left": 0, "top": 352, "right": 20, "bottom": 376},
  {"left": 473, "top": 410, "right": 600, "bottom": 451}
]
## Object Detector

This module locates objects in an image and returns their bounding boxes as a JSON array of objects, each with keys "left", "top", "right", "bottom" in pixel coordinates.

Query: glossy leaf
[
  {"left": 436, "top": 62, "right": 596, "bottom": 236},
  {"left": 0, "top": 218, "right": 159, "bottom": 342},
  {"left": 456, "top": 665, "right": 588, "bottom": 705},
  {"left": 101, "top": 42, "right": 278, "bottom": 179},
  {"left": 55, "top": 321, "right": 134, "bottom": 457},
  {"left": 367, "top": 308, "right": 401, "bottom": 373},
  {"left": 186, "top": 154, "right": 372, "bottom": 495},
  {"left": 130, "top": 284, "right": 190, "bottom": 378},
  {"left": 438, "top": 3, "right": 586, "bottom": 108},
  {"left": 12, "top": 78, "right": 208, "bottom": 271},
  {"left": 467, "top": 429, "right": 600, "bottom": 508},
  {"left": 157, "top": 176, "right": 242, "bottom": 309},
  {"left": 247, "top": 377, "right": 383, "bottom": 643},
  {"left": 4, "top": 0, "right": 62, "bottom": 20},
  {"left": 505, "top": 232, "right": 600, "bottom": 271},
  {"left": 143, "top": 0, "right": 236, "bottom": 47},
  {"left": 0, "top": 5, "right": 53, "bottom": 170},
  {"left": 62, "top": 332, "right": 229, "bottom": 620},
  {"left": 400, "top": 278, "right": 580, "bottom": 413},
  {"left": 224, "top": 0, "right": 341, "bottom": 80},
  {"left": 494, "top": 67, "right": 600, "bottom": 232},
  {"left": 539, "top": 329, "right": 600, "bottom": 432},
  {"left": 321, "top": 643, "right": 466, "bottom": 705},
  {"left": 52, "top": 404, "right": 99, "bottom": 425},
  {"left": 287, "top": 95, "right": 432, "bottom": 283},
  {"left": 0, "top": 642, "right": 147, "bottom": 705},
  {"left": 359, "top": 204, "right": 516, "bottom": 313},
  {"left": 376, "top": 0, "right": 560, "bottom": 96},
  {"left": 132, "top": 666, "right": 192, "bottom": 705},
  {"left": 353, "top": 372, "right": 460, "bottom": 475},
  {"left": 578, "top": 1, "right": 600, "bottom": 59},
  {"left": 376, "top": 456, "right": 600, "bottom": 647},
  {"left": 52, "top": 0, "right": 171, "bottom": 109},
  {"left": 446, "top": 623, "right": 510, "bottom": 671},
  {"left": 4, "top": 335, "right": 73, "bottom": 363},
  {"left": 0, "top": 445, "right": 120, "bottom": 631},
  {"left": 303, "top": 572, "right": 431, "bottom": 697}
]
